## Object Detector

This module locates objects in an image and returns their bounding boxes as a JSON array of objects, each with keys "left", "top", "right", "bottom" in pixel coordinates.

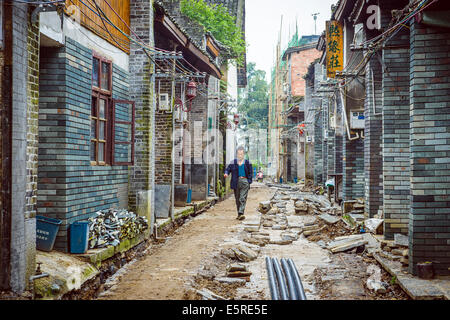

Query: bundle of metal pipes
[{"left": 265, "top": 257, "right": 307, "bottom": 300}]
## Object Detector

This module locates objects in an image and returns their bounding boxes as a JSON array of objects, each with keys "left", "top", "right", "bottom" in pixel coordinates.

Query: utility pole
[
  {"left": 312, "top": 13, "right": 320, "bottom": 35},
  {"left": 276, "top": 16, "right": 282, "bottom": 183},
  {"left": 170, "top": 44, "right": 178, "bottom": 221}
]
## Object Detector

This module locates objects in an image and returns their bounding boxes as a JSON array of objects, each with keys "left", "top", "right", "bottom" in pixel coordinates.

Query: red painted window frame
[
  {"left": 91, "top": 52, "right": 113, "bottom": 166},
  {"left": 111, "top": 100, "right": 135, "bottom": 166}
]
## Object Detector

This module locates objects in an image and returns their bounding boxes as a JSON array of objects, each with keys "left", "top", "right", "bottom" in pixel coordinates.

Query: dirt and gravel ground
[
  {"left": 97, "top": 183, "right": 273, "bottom": 300},
  {"left": 96, "top": 183, "right": 409, "bottom": 300}
]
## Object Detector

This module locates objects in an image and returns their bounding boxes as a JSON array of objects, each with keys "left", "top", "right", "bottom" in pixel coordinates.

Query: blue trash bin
[
  {"left": 36, "top": 215, "right": 62, "bottom": 252},
  {"left": 70, "top": 221, "right": 90, "bottom": 254},
  {"left": 187, "top": 189, "right": 192, "bottom": 204}
]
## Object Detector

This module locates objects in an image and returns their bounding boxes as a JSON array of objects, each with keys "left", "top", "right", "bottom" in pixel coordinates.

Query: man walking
[{"left": 224, "top": 146, "right": 253, "bottom": 220}]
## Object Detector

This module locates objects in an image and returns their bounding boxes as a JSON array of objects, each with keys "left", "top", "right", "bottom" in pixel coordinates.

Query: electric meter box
[
  {"left": 159, "top": 93, "right": 171, "bottom": 112},
  {"left": 350, "top": 111, "right": 365, "bottom": 129}
]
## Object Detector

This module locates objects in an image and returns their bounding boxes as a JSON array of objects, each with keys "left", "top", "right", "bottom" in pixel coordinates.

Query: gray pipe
[
  {"left": 281, "top": 258, "right": 298, "bottom": 300},
  {"left": 265, "top": 257, "right": 279, "bottom": 300},
  {"left": 287, "top": 258, "right": 307, "bottom": 300},
  {"left": 272, "top": 258, "right": 289, "bottom": 300}
]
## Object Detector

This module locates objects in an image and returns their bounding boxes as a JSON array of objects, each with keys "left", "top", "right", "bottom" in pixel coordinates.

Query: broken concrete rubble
[
  {"left": 280, "top": 232, "right": 299, "bottom": 242},
  {"left": 318, "top": 213, "right": 340, "bottom": 225},
  {"left": 231, "top": 245, "right": 258, "bottom": 262},
  {"left": 365, "top": 218, "right": 384, "bottom": 235},
  {"left": 258, "top": 201, "right": 272, "bottom": 214},
  {"left": 366, "top": 278, "right": 387, "bottom": 294},
  {"left": 196, "top": 288, "right": 227, "bottom": 300},
  {"left": 394, "top": 233, "right": 409, "bottom": 247},
  {"left": 324, "top": 234, "right": 369, "bottom": 253},
  {"left": 303, "top": 226, "right": 326, "bottom": 237},
  {"left": 215, "top": 277, "right": 246, "bottom": 285}
]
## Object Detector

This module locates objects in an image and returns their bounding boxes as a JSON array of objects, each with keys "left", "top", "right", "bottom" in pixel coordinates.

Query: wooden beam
[
  {"left": 155, "top": 15, "right": 188, "bottom": 47},
  {"left": 206, "top": 36, "right": 220, "bottom": 58}
]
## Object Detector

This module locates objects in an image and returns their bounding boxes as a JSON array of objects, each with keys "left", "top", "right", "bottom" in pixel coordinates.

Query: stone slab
[
  {"left": 373, "top": 253, "right": 450, "bottom": 300},
  {"left": 155, "top": 184, "right": 171, "bottom": 218},
  {"left": 394, "top": 233, "right": 409, "bottom": 247},
  {"left": 318, "top": 213, "right": 340, "bottom": 225}
]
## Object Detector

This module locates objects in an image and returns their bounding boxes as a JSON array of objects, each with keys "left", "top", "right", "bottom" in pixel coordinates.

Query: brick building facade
[
  {"left": 1, "top": 0, "right": 245, "bottom": 294},
  {"left": 310, "top": 0, "right": 450, "bottom": 276},
  {"left": 0, "top": 2, "right": 40, "bottom": 293}
]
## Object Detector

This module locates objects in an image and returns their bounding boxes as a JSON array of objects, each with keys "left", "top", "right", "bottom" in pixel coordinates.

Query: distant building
[{"left": 268, "top": 34, "right": 321, "bottom": 183}]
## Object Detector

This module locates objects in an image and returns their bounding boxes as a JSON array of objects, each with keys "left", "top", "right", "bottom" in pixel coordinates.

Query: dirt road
[
  {"left": 97, "top": 183, "right": 409, "bottom": 300},
  {"left": 98, "top": 183, "right": 273, "bottom": 300}
]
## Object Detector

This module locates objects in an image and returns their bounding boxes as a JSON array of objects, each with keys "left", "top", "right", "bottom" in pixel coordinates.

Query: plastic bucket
[
  {"left": 36, "top": 215, "right": 62, "bottom": 252},
  {"left": 70, "top": 221, "right": 90, "bottom": 254},
  {"left": 187, "top": 189, "right": 192, "bottom": 204}
]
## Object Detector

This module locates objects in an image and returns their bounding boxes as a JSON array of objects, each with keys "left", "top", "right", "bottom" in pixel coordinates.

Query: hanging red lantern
[
  {"left": 186, "top": 81, "right": 197, "bottom": 100},
  {"left": 234, "top": 114, "right": 240, "bottom": 125}
]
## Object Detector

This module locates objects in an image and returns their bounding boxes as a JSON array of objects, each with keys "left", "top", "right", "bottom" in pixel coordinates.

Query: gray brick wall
[
  {"left": 382, "top": 26, "right": 410, "bottom": 239},
  {"left": 9, "top": 3, "right": 38, "bottom": 293},
  {"left": 313, "top": 97, "right": 323, "bottom": 185},
  {"left": 322, "top": 97, "right": 329, "bottom": 182},
  {"left": 128, "top": 0, "right": 156, "bottom": 231},
  {"left": 38, "top": 37, "right": 130, "bottom": 252},
  {"left": 409, "top": 21, "right": 450, "bottom": 276},
  {"left": 185, "top": 82, "right": 209, "bottom": 201},
  {"left": 334, "top": 94, "right": 343, "bottom": 175},
  {"left": 342, "top": 134, "right": 364, "bottom": 201},
  {"left": 364, "top": 55, "right": 383, "bottom": 218},
  {"left": 155, "top": 78, "right": 174, "bottom": 185}
]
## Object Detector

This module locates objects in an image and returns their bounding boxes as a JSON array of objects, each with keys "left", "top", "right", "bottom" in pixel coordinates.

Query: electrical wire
[
  {"left": 71, "top": 0, "right": 187, "bottom": 76},
  {"left": 8, "top": 0, "right": 65, "bottom": 4},
  {"left": 65, "top": 0, "right": 214, "bottom": 89},
  {"left": 91, "top": 0, "right": 128, "bottom": 52},
  {"left": 66, "top": 0, "right": 129, "bottom": 48}
]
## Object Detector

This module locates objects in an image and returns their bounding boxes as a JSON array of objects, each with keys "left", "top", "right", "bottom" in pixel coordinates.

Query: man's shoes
[{"left": 237, "top": 214, "right": 246, "bottom": 221}]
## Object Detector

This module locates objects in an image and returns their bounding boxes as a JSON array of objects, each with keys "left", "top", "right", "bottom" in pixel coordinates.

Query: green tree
[
  {"left": 180, "top": 0, "right": 246, "bottom": 65},
  {"left": 238, "top": 62, "right": 269, "bottom": 129}
]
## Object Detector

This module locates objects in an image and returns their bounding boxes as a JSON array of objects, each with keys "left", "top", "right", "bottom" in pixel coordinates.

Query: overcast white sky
[{"left": 245, "top": 0, "right": 337, "bottom": 81}]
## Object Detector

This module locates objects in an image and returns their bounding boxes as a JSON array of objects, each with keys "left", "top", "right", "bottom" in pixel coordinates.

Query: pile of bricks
[{"left": 379, "top": 235, "right": 409, "bottom": 272}]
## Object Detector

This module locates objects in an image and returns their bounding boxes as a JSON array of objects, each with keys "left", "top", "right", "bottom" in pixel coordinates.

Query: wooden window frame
[
  {"left": 92, "top": 53, "right": 113, "bottom": 95},
  {"left": 112, "top": 100, "right": 135, "bottom": 166},
  {"left": 91, "top": 53, "right": 113, "bottom": 166}
]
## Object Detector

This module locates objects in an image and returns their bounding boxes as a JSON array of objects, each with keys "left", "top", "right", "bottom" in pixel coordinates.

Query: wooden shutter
[{"left": 112, "top": 99, "right": 135, "bottom": 165}]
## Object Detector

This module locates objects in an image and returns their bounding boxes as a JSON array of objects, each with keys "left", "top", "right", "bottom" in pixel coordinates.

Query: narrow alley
[
  {"left": 96, "top": 182, "right": 409, "bottom": 300},
  {"left": 1, "top": 0, "right": 450, "bottom": 307}
]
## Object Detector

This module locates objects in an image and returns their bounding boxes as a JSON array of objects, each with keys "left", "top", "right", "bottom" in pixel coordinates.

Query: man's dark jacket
[{"left": 225, "top": 159, "right": 253, "bottom": 190}]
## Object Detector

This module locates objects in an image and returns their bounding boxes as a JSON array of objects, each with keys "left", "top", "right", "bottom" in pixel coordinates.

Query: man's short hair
[{"left": 236, "top": 146, "right": 245, "bottom": 153}]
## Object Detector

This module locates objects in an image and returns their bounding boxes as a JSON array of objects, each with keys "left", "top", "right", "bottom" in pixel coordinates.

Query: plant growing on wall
[{"left": 180, "top": 0, "right": 246, "bottom": 65}]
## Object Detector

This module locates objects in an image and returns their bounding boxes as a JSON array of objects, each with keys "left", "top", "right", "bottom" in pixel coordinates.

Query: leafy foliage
[
  {"left": 238, "top": 62, "right": 269, "bottom": 129},
  {"left": 180, "top": 0, "right": 246, "bottom": 65}
]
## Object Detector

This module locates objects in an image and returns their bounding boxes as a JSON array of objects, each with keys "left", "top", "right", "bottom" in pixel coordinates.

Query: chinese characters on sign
[{"left": 326, "top": 20, "right": 343, "bottom": 78}]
